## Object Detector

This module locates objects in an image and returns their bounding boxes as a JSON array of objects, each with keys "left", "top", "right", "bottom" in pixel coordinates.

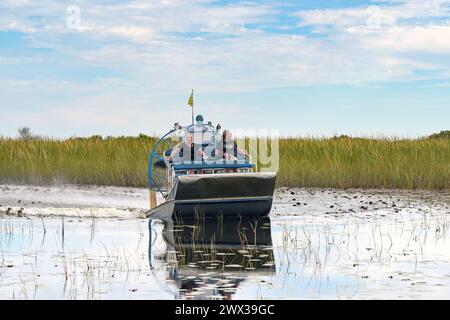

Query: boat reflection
[{"left": 153, "top": 216, "right": 275, "bottom": 300}]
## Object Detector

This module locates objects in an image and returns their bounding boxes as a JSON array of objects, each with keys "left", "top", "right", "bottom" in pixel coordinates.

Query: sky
[{"left": 0, "top": 0, "right": 449, "bottom": 138}]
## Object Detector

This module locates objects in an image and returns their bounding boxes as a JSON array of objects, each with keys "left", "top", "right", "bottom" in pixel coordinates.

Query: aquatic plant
[
  {"left": 0, "top": 134, "right": 448, "bottom": 189},
  {"left": 277, "top": 136, "right": 449, "bottom": 189}
]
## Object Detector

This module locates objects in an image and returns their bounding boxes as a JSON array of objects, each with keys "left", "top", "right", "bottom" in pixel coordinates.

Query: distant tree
[
  {"left": 331, "top": 134, "right": 351, "bottom": 139},
  {"left": 138, "top": 133, "right": 151, "bottom": 140},
  {"left": 18, "top": 127, "right": 33, "bottom": 140},
  {"left": 429, "top": 130, "right": 450, "bottom": 139}
]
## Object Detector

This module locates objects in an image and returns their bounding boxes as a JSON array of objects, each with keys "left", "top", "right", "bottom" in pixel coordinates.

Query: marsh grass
[
  {"left": 0, "top": 135, "right": 448, "bottom": 189},
  {"left": 0, "top": 135, "right": 156, "bottom": 187},
  {"left": 278, "top": 137, "right": 449, "bottom": 189}
]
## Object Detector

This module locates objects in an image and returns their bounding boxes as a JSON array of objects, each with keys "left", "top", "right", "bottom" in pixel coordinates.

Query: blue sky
[{"left": 1, "top": 0, "right": 449, "bottom": 138}]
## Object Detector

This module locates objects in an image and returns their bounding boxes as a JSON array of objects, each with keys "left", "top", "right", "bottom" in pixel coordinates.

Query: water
[{"left": 1, "top": 201, "right": 449, "bottom": 299}]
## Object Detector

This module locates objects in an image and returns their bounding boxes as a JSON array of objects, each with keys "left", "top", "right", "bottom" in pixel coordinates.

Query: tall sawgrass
[
  {"left": 277, "top": 137, "right": 449, "bottom": 189},
  {"left": 0, "top": 136, "right": 156, "bottom": 187},
  {"left": 0, "top": 135, "right": 448, "bottom": 189}
]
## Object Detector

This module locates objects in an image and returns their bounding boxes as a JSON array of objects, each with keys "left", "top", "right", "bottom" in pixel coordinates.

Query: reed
[
  {"left": 0, "top": 135, "right": 156, "bottom": 187},
  {"left": 277, "top": 136, "right": 449, "bottom": 190},
  {"left": 0, "top": 135, "right": 448, "bottom": 189}
]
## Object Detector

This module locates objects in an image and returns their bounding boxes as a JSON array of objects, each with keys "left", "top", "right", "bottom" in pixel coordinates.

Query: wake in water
[{"left": 0, "top": 184, "right": 448, "bottom": 219}]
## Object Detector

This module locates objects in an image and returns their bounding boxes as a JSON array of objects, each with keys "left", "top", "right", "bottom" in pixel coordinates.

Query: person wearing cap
[
  {"left": 195, "top": 114, "right": 204, "bottom": 125},
  {"left": 192, "top": 114, "right": 214, "bottom": 161}
]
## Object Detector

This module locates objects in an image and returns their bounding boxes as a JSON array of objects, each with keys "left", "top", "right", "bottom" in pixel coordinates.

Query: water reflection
[{"left": 150, "top": 216, "right": 275, "bottom": 300}]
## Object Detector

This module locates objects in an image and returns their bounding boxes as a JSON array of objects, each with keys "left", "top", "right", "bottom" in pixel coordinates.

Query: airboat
[{"left": 145, "top": 118, "right": 276, "bottom": 220}]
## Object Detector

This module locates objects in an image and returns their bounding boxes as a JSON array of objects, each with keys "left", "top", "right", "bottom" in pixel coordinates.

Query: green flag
[{"left": 187, "top": 90, "right": 193, "bottom": 107}]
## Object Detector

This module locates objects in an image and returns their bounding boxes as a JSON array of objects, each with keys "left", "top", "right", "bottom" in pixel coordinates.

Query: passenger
[
  {"left": 216, "top": 129, "right": 249, "bottom": 161},
  {"left": 167, "top": 132, "right": 208, "bottom": 172}
]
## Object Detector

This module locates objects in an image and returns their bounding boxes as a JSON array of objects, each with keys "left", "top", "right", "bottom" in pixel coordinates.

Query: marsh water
[{"left": 0, "top": 185, "right": 449, "bottom": 299}]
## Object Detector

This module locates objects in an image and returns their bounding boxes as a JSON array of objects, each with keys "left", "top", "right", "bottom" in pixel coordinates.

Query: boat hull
[
  {"left": 146, "top": 172, "right": 276, "bottom": 220},
  {"left": 173, "top": 196, "right": 273, "bottom": 219}
]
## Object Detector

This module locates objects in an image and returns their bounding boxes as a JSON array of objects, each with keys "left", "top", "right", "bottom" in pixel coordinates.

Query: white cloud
[
  {"left": 295, "top": 1, "right": 450, "bottom": 29},
  {"left": 0, "top": 0, "right": 33, "bottom": 7},
  {"left": 354, "top": 25, "right": 450, "bottom": 53},
  {"left": 2, "top": 0, "right": 450, "bottom": 138},
  {"left": 1, "top": 0, "right": 450, "bottom": 93},
  {"left": 0, "top": 20, "right": 37, "bottom": 33},
  {"left": 0, "top": 0, "right": 273, "bottom": 40},
  {"left": 76, "top": 24, "right": 158, "bottom": 43}
]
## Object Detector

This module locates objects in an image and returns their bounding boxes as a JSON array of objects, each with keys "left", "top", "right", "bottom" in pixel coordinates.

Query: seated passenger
[
  {"left": 167, "top": 132, "right": 209, "bottom": 164},
  {"left": 216, "top": 129, "right": 249, "bottom": 161}
]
